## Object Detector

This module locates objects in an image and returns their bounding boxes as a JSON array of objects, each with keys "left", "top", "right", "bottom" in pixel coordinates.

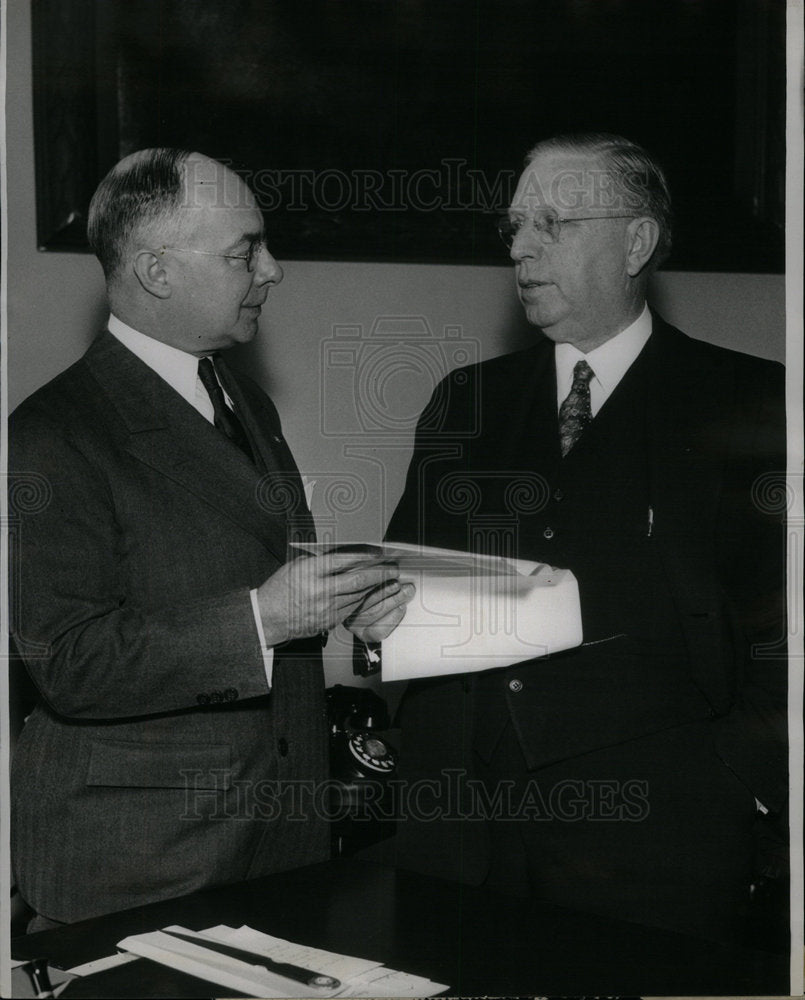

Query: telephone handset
[{"left": 326, "top": 684, "right": 398, "bottom": 783}]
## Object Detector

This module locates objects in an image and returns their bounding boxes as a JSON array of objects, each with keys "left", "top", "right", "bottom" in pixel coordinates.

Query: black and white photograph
[{"left": 1, "top": 1, "right": 802, "bottom": 997}]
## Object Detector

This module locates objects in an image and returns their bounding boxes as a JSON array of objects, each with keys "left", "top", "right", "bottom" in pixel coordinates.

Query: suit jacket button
[
  {"left": 508, "top": 679, "right": 523, "bottom": 693},
  {"left": 223, "top": 688, "right": 238, "bottom": 702},
  {"left": 543, "top": 527, "right": 554, "bottom": 539},
  {"left": 197, "top": 693, "right": 210, "bottom": 706},
  {"left": 277, "top": 737, "right": 289, "bottom": 756}
]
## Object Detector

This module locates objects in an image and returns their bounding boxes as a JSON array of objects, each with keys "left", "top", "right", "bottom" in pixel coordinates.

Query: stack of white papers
[
  {"left": 293, "top": 541, "right": 583, "bottom": 680},
  {"left": 118, "top": 924, "right": 448, "bottom": 997}
]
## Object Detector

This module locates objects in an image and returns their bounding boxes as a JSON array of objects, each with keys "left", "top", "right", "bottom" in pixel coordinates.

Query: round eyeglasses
[
  {"left": 159, "top": 238, "right": 268, "bottom": 272},
  {"left": 497, "top": 211, "right": 637, "bottom": 249}
]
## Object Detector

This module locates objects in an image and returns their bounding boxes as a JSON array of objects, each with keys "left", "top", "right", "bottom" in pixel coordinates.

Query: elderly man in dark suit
[
  {"left": 9, "top": 148, "right": 411, "bottom": 928},
  {"left": 383, "top": 133, "right": 787, "bottom": 945}
]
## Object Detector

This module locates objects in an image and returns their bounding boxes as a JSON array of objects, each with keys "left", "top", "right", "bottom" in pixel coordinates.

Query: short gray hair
[
  {"left": 87, "top": 148, "right": 192, "bottom": 281},
  {"left": 527, "top": 132, "right": 673, "bottom": 269}
]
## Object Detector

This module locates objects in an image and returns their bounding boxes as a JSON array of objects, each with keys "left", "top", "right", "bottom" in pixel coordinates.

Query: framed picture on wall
[{"left": 33, "top": 0, "right": 784, "bottom": 270}]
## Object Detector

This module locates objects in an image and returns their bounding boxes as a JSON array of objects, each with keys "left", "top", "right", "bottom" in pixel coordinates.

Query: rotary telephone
[
  {"left": 326, "top": 684, "right": 399, "bottom": 857},
  {"left": 326, "top": 684, "right": 398, "bottom": 783}
]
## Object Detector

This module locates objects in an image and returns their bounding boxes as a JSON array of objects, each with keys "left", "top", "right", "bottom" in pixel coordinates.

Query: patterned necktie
[
  {"left": 197, "top": 355, "right": 255, "bottom": 462},
  {"left": 558, "top": 359, "right": 595, "bottom": 457}
]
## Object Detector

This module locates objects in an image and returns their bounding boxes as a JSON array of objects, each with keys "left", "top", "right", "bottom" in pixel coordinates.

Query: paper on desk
[
  {"left": 117, "top": 924, "right": 448, "bottom": 998},
  {"left": 214, "top": 928, "right": 446, "bottom": 998}
]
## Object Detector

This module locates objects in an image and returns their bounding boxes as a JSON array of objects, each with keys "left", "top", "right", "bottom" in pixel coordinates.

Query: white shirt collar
[
  {"left": 554, "top": 303, "right": 652, "bottom": 414},
  {"left": 107, "top": 313, "right": 203, "bottom": 410}
]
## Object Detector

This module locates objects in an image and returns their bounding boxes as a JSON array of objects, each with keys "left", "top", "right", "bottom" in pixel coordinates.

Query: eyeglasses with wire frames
[
  {"left": 497, "top": 210, "right": 637, "bottom": 249},
  {"left": 159, "top": 237, "right": 269, "bottom": 272}
]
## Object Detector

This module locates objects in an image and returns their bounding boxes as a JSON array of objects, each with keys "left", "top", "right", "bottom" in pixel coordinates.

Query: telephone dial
[
  {"left": 327, "top": 684, "right": 398, "bottom": 783},
  {"left": 326, "top": 684, "right": 399, "bottom": 857}
]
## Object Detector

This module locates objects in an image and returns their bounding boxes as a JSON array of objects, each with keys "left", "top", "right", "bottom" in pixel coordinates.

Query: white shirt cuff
[{"left": 250, "top": 587, "right": 274, "bottom": 690}]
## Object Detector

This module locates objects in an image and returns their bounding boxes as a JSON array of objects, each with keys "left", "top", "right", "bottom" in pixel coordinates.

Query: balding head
[
  {"left": 88, "top": 148, "right": 282, "bottom": 355},
  {"left": 87, "top": 148, "right": 193, "bottom": 284}
]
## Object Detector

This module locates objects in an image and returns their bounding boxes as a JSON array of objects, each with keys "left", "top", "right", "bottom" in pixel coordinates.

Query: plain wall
[{"left": 5, "top": 0, "right": 786, "bottom": 689}]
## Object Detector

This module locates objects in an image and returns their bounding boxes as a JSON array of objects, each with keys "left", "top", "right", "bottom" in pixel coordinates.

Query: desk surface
[{"left": 12, "top": 859, "right": 789, "bottom": 998}]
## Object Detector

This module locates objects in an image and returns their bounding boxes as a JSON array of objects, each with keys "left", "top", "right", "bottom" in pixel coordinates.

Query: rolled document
[{"left": 291, "top": 541, "right": 583, "bottom": 680}]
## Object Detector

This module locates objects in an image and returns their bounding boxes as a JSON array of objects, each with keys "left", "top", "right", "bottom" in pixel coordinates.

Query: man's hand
[
  {"left": 257, "top": 554, "right": 406, "bottom": 646},
  {"left": 345, "top": 579, "right": 417, "bottom": 644}
]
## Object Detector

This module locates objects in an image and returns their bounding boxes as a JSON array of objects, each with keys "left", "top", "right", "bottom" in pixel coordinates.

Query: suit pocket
[{"left": 86, "top": 739, "right": 231, "bottom": 789}]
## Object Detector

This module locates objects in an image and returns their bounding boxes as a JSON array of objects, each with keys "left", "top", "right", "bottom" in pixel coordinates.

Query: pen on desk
[
  {"left": 160, "top": 930, "right": 342, "bottom": 989},
  {"left": 19, "top": 958, "right": 55, "bottom": 999}
]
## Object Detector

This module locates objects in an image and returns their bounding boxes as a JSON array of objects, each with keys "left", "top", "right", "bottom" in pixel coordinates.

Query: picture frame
[{"left": 32, "top": 0, "right": 785, "bottom": 269}]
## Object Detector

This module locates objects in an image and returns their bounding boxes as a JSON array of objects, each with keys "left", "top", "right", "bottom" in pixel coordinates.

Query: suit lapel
[
  {"left": 212, "top": 355, "right": 280, "bottom": 474},
  {"left": 479, "top": 339, "right": 559, "bottom": 473},
  {"left": 216, "top": 357, "right": 317, "bottom": 542},
  {"left": 83, "top": 332, "right": 289, "bottom": 564},
  {"left": 527, "top": 342, "right": 562, "bottom": 472},
  {"left": 644, "top": 315, "right": 729, "bottom": 546}
]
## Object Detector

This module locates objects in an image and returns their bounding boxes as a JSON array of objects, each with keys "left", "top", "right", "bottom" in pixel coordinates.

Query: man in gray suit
[{"left": 9, "top": 148, "right": 411, "bottom": 928}]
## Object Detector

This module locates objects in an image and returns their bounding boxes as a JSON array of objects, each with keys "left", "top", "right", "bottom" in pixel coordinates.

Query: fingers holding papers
[
  {"left": 345, "top": 579, "right": 417, "bottom": 643},
  {"left": 256, "top": 553, "right": 409, "bottom": 646}
]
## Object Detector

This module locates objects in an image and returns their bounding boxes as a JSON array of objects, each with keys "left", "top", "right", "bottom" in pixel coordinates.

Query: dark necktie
[
  {"left": 197, "top": 355, "right": 254, "bottom": 462},
  {"left": 558, "top": 359, "right": 595, "bottom": 457}
]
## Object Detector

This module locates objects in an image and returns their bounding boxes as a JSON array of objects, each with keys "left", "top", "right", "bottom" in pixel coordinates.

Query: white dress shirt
[
  {"left": 554, "top": 303, "right": 653, "bottom": 415},
  {"left": 108, "top": 314, "right": 275, "bottom": 688}
]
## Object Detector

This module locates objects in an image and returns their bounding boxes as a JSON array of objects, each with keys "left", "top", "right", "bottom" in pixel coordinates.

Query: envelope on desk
[{"left": 292, "top": 541, "right": 583, "bottom": 681}]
